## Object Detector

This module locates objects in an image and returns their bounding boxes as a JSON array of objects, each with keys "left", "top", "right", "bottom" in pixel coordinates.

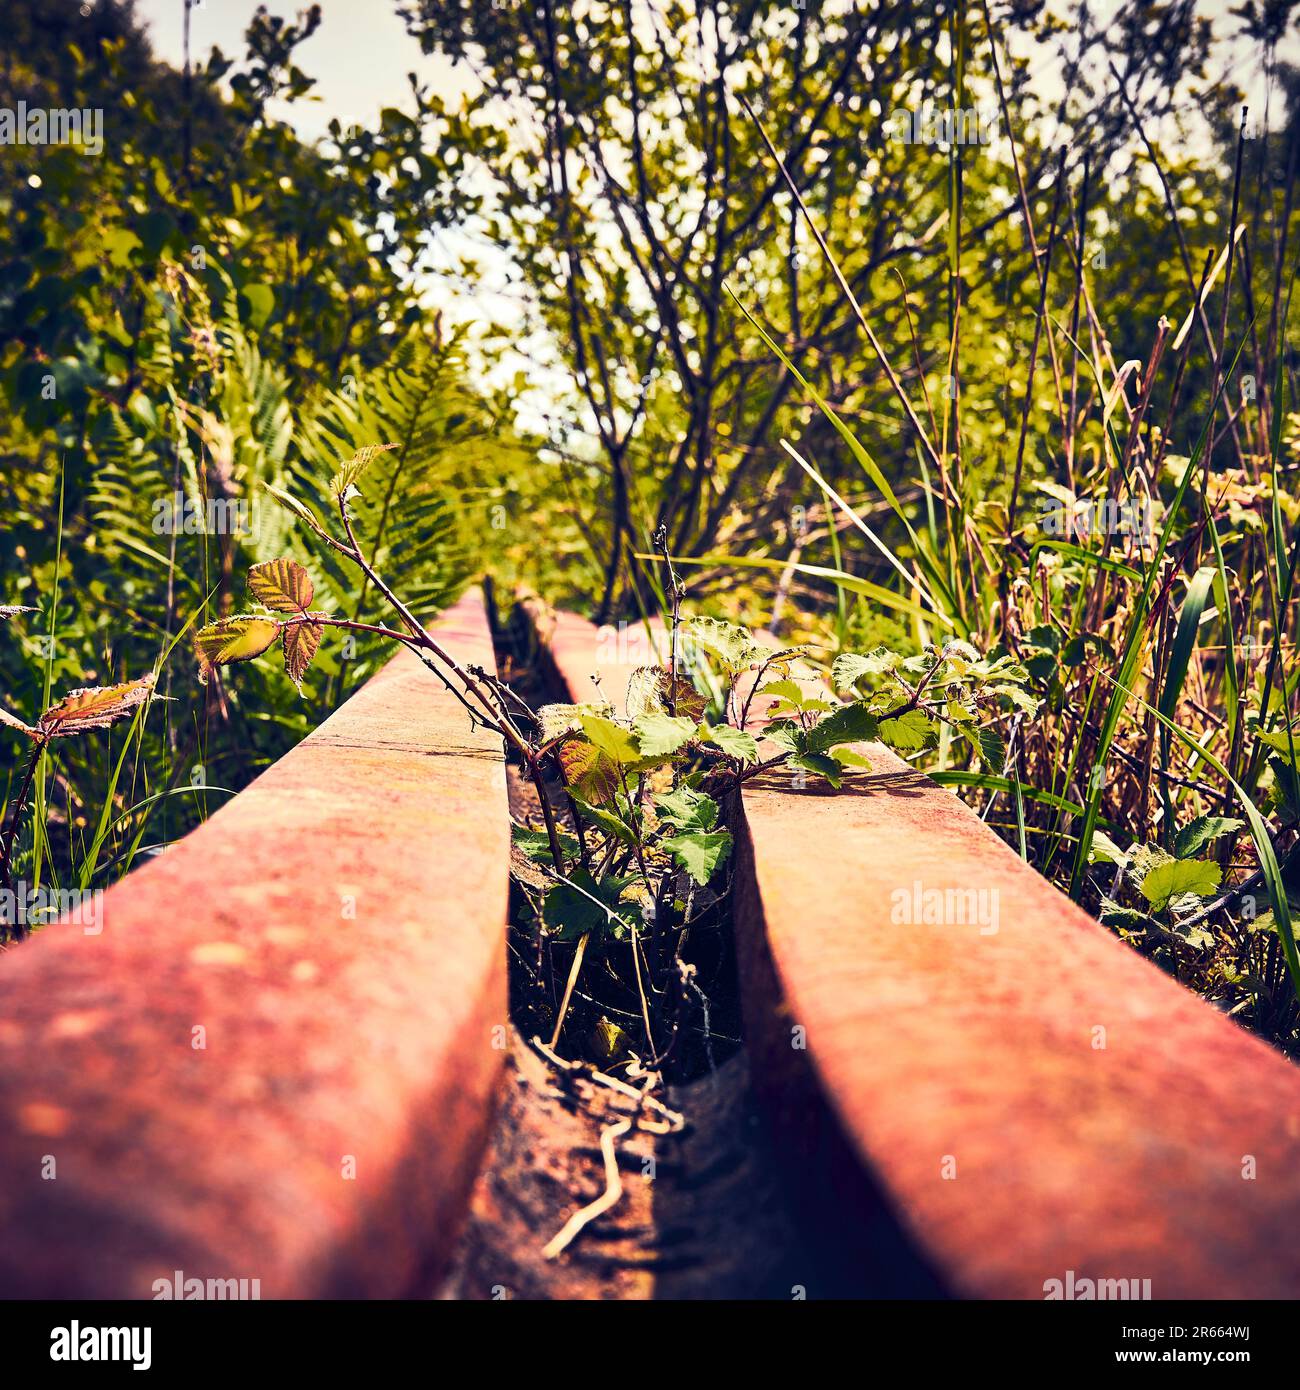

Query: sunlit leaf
[
  {"left": 654, "top": 786, "right": 719, "bottom": 832},
  {"left": 194, "top": 615, "right": 280, "bottom": 683},
  {"left": 701, "top": 722, "right": 759, "bottom": 765},
  {"left": 632, "top": 710, "right": 696, "bottom": 758},
  {"left": 38, "top": 673, "right": 155, "bottom": 739},
  {"left": 249, "top": 558, "right": 314, "bottom": 613},
  {"left": 329, "top": 442, "right": 399, "bottom": 498},
  {"left": 661, "top": 829, "right": 733, "bottom": 885},
  {"left": 1139, "top": 859, "right": 1221, "bottom": 913},
  {"left": 282, "top": 617, "right": 324, "bottom": 691},
  {"left": 1173, "top": 815, "right": 1244, "bottom": 860}
]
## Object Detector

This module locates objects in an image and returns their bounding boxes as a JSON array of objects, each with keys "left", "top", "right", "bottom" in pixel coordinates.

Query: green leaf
[
  {"left": 832, "top": 648, "right": 901, "bottom": 692},
  {"left": 1255, "top": 727, "right": 1299, "bottom": 756},
  {"left": 975, "top": 725, "right": 1006, "bottom": 771},
  {"left": 542, "top": 870, "right": 639, "bottom": 940},
  {"left": 625, "top": 665, "right": 709, "bottom": 721},
  {"left": 789, "top": 752, "right": 842, "bottom": 788},
  {"left": 239, "top": 282, "right": 275, "bottom": 329},
  {"left": 632, "top": 710, "right": 697, "bottom": 758},
  {"left": 807, "top": 702, "right": 878, "bottom": 753},
  {"left": 511, "top": 824, "right": 580, "bottom": 864},
  {"left": 1099, "top": 898, "right": 1156, "bottom": 931},
  {"left": 538, "top": 701, "right": 610, "bottom": 742},
  {"left": 1089, "top": 830, "right": 1130, "bottom": 867},
  {"left": 590, "top": 1016, "right": 633, "bottom": 1063},
  {"left": 260, "top": 481, "right": 322, "bottom": 529},
  {"left": 878, "top": 709, "right": 937, "bottom": 750},
  {"left": 701, "top": 722, "right": 759, "bottom": 765},
  {"left": 579, "top": 714, "right": 644, "bottom": 765},
  {"left": 1173, "top": 815, "right": 1245, "bottom": 860},
  {"left": 573, "top": 795, "right": 638, "bottom": 847},
  {"left": 1139, "top": 859, "right": 1222, "bottom": 913},
  {"left": 653, "top": 786, "right": 719, "bottom": 832},
  {"left": 758, "top": 718, "right": 803, "bottom": 754},
  {"left": 831, "top": 747, "right": 872, "bottom": 769},
  {"left": 681, "top": 616, "right": 765, "bottom": 673},
  {"left": 329, "top": 442, "right": 400, "bottom": 499},
  {"left": 757, "top": 678, "right": 806, "bottom": 706},
  {"left": 661, "top": 829, "right": 733, "bottom": 885},
  {"left": 194, "top": 615, "right": 280, "bottom": 683}
]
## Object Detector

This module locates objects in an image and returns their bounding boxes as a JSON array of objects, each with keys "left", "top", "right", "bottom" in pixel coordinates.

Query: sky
[
  {"left": 135, "top": 0, "right": 474, "bottom": 143},
  {"left": 131, "top": 0, "right": 1300, "bottom": 429},
  {"left": 134, "top": 0, "right": 558, "bottom": 408}
]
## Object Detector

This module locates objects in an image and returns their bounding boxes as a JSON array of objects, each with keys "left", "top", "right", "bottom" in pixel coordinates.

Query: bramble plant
[
  {"left": 0, "top": 602, "right": 156, "bottom": 932},
  {"left": 193, "top": 445, "right": 1036, "bottom": 1069}
]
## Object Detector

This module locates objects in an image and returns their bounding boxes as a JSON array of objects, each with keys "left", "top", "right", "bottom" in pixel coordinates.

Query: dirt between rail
[{"left": 437, "top": 1022, "right": 806, "bottom": 1300}]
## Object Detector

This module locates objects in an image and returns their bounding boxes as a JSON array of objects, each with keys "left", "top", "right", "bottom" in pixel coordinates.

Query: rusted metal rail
[
  {"left": 0, "top": 591, "right": 509, "bottom": 1298},
  {"left": 544, "top": 609, "right": 1300, "bottom": 1299}
]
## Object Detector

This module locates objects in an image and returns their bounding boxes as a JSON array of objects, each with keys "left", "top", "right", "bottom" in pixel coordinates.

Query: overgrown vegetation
[
  {"left": 5, "top": 0, "right": 1300, "bottom": 1064},
  {"left": 191, "top": 452, "right": 1031, "bottom": 1075}
]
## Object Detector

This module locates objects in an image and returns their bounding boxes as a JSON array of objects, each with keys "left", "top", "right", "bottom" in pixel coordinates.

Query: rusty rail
[
  {"left": 543, "top": 609, "right": 1300, "bottom": 1299},
  {"left": 0, "top": 590, "right": 509, "bottom": 1298}
]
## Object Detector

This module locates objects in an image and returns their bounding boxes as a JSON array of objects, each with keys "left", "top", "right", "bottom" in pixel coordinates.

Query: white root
[{"left": 541, "top": 1117, "right": 634, "bottom": 1260}]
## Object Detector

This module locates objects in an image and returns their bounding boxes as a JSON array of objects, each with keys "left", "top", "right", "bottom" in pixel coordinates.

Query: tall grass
[{"left": 701, "top": 50, "right": 1300, "bottom": 1053}]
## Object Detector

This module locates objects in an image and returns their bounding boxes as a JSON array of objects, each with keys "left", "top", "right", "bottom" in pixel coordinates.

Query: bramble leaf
[
  {"left": 38, "top": 673, "right": 155, "bottom": 738},
  {"left": 1089, "top": 830, "right": 1129, "bottom": 867},
  {"left": 789, "top": 751, "right": 842, "bottom": 787},
  {"left": 1173, "top": 815, "right": 1244, "bottom": 860},
  {"left": 878, "top": 709, "right": 938, "bottom": 750},
  {"left": 625, "top": 665, "right": 708, "bottom": 722},
  {"left": 1139, "top": 858, "right": 1221, "bottom": 913},
  {"left": 194, "top": 615, "right": 281, "bottom": 683},
  {"left": 681, "top": 616, "right": 765, "bottom": 672},
  {"left": 573, "top": 794, "right": 639, "bottom": 846},
  {"left": 661, "top": 829, "right": 733, "bottom": 885},
  {"left": 832, "top": 648, "right": 902, "bottom": 691},
  {"left": 248, "top": 558, "right": 314, "bottom": 613},
  {"left": 538, "top": 701, "right": 611, "bottom": 742},
  {"left": 632, "top": 710, "right": 697, "bottom": 758},
  {"left": 282, "top": 618, "right": 324, "bottom": 691},
  {"left": 542, "top": 870, "right": 639, "bottom": 940},
  {"left": 0, "top": 706, "right": 35, "bottom": 738},
  {"left": 580, "top": 714, "right": 643, "bottom": 765},
  {"left": 653, "top": 786, "right": 719, "bottom": 832},
  {"left": 975, "top": 725, "right": 1007, "bottom": 771},
  {"left": 701, "top": 722, "right": 759, "bottom": 765},
  {"left": 511, "top": 823, "right": 580, "bottom": 864},
  {"left": 260, "top": 481, "right": 322, "bottom": 529},
  {"left": 807, "top": 702, "right": 878, "bottom": 753},
  {"left": 557, "top": 738, "right": 622, "bottom": 804},
  {"left": 329, "top": 442, "right": 399, "bottom": 498}
]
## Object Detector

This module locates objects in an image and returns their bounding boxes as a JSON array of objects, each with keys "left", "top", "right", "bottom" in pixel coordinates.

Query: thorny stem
[{"left": 323, "top": 496, "right": 570, "bottom": 877}]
